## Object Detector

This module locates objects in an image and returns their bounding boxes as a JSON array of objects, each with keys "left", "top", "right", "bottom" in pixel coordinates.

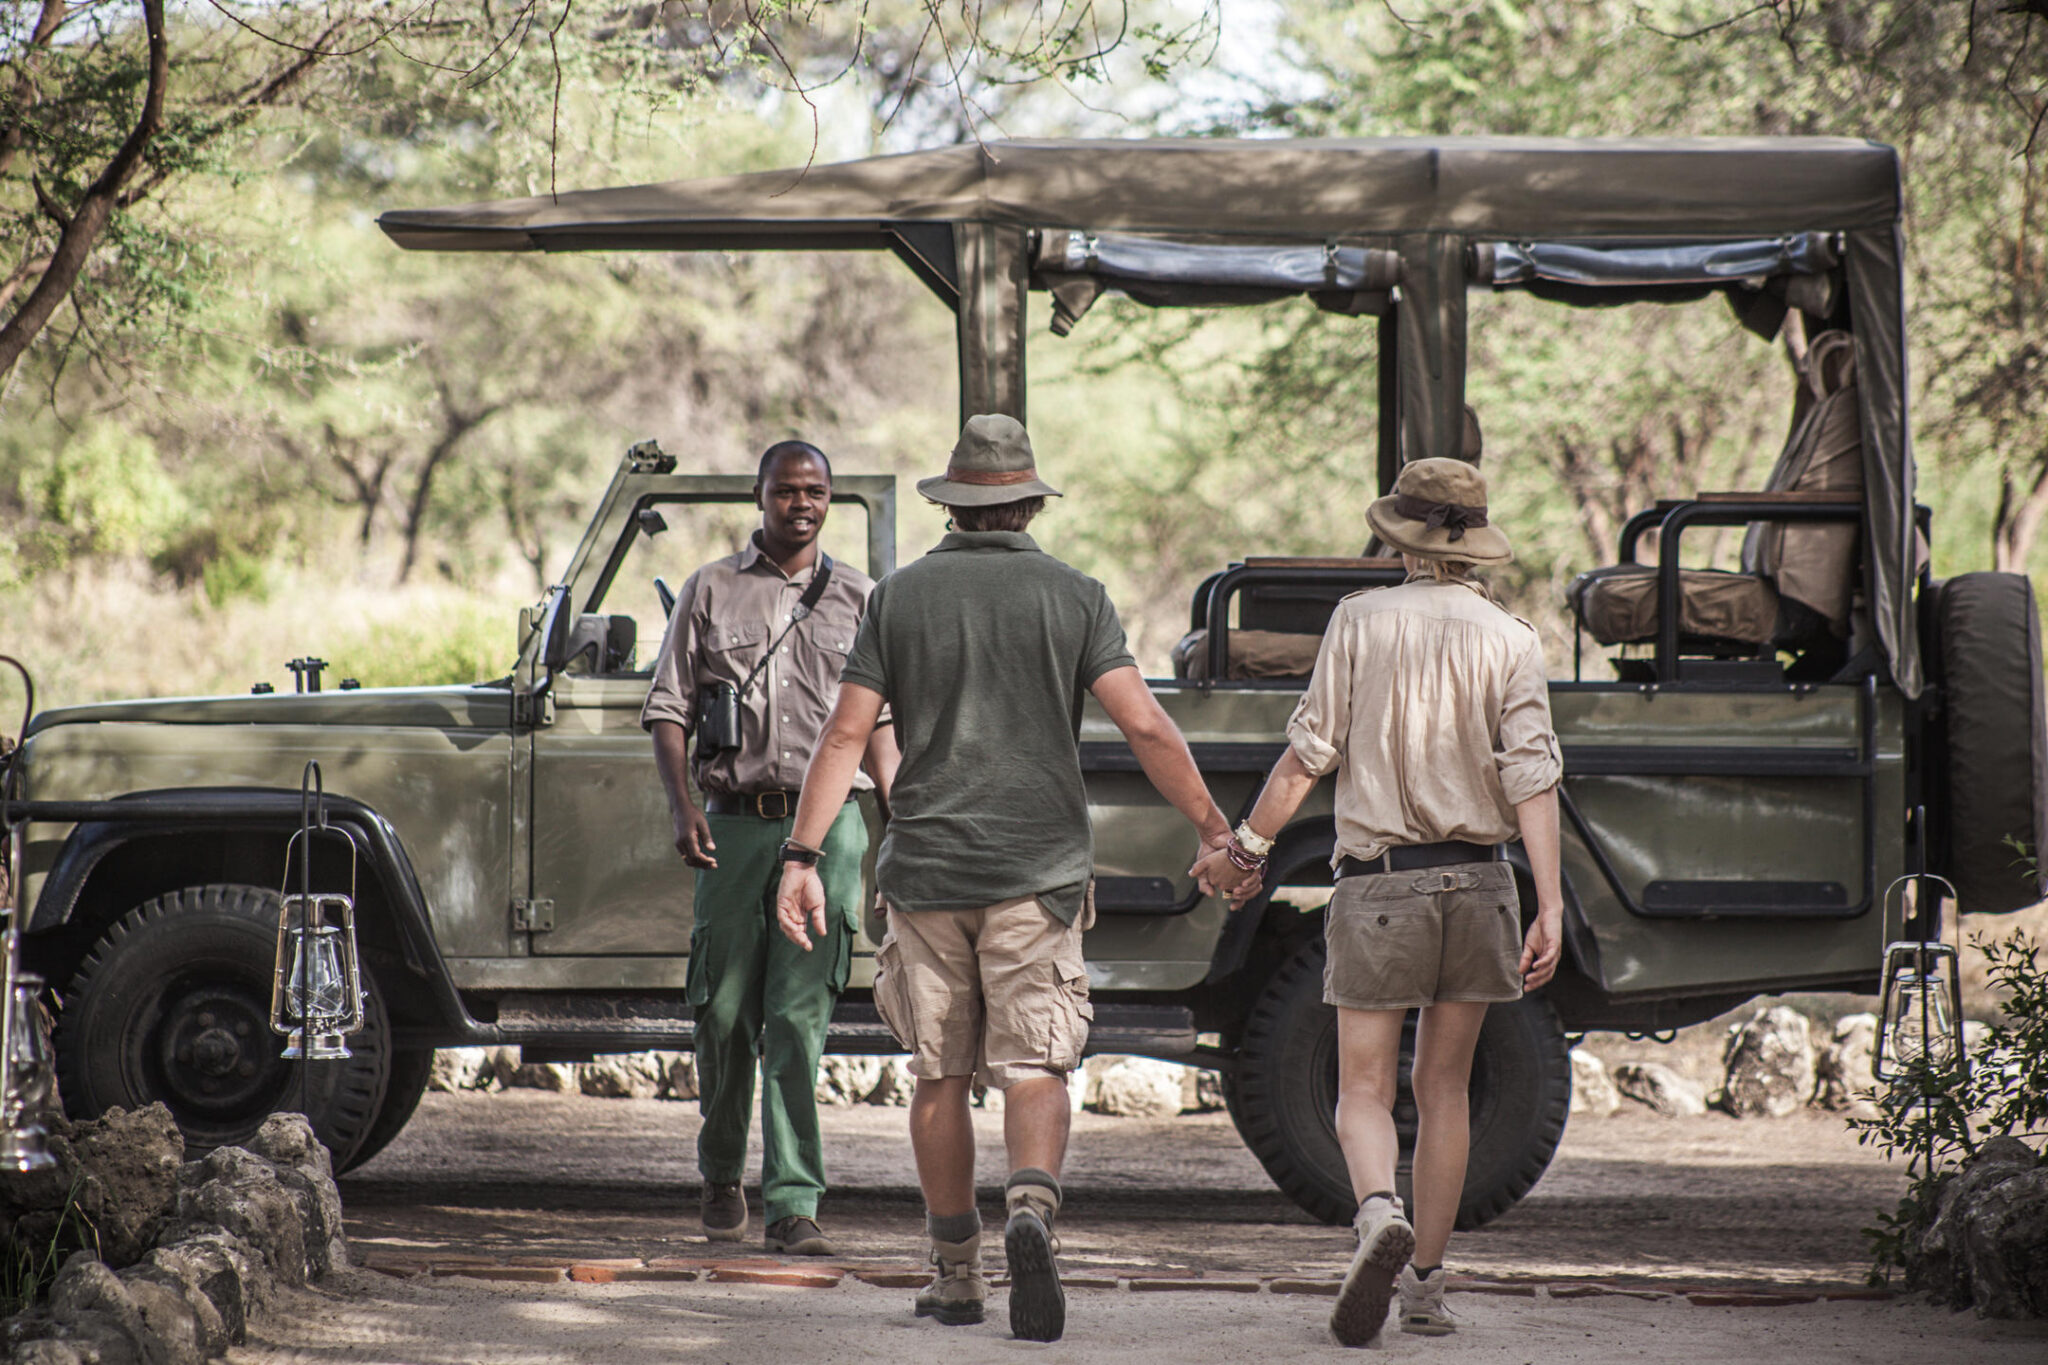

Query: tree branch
[
  {"left": 0, "top": 0, "right": 167, "bottom": 384},
  {"left": 0, "top": 0, "right": 69, "bottom": 182}
]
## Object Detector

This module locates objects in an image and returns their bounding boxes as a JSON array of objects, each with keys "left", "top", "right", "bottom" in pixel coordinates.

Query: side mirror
[
  {"left": 538, "top": 585, "right": 575, "bottom": 673},
  {"left": 636, "top": 508, "right": 669, "bottom": 538}
]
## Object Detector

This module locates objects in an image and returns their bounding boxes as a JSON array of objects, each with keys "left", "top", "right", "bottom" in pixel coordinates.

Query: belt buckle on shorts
[{"left": 755, "top": 791, "right": 790, "bottom": 819}]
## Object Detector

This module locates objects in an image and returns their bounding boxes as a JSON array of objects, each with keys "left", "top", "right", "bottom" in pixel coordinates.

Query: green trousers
[{"left": 688, "top": 801, "right": 865, "bottom": 1225}]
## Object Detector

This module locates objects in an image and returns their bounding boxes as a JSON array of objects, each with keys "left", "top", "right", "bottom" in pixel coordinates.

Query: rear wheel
[
  {"left": 55, "top": 884, "right": 393, "bottom": 1170},
  {"left": 1225, "top": 933, "right": 1571, "bottom": 1228},
  {"left": 347, "top": 1047, "right": 433, "bottom": 1171}
]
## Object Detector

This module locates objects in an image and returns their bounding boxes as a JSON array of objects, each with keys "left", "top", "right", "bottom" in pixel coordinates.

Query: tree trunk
[
  {"left": 0, "top": 0, "right": 167, "bottom": 383},
  {"left": 1993, "top": 456, "right": 2048, "bottom": 573},
  {"left": 398, "top": 391, "right": 503, "bottom": 583}
]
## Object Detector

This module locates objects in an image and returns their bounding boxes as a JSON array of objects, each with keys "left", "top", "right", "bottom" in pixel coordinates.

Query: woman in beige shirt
[{"left": 1194, "top": 456, "right": 1564, "bottom": 1348}]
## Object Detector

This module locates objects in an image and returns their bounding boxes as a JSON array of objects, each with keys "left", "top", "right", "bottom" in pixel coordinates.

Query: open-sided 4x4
[{"left": 8, "top": 138, "right": 2045, "bottom": 1229}]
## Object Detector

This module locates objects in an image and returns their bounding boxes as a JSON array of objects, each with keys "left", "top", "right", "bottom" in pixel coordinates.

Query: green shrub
[
  {"left": 1851, "top": 928, "right": 2048, "bottom": 1284},
  {"left": 15, "top": 423, "right": 188, "bottom": 573},
  {"left": 199, "top": 550, "right": 271, "bottom": 608},
  {"left": 341, "top": 609, "right": 508, "bottom": 688}
]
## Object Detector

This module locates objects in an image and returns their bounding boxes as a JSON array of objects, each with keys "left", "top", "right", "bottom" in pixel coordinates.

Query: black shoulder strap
[{"left": 736, "top": 554, "right": 834, "bottom": 700}]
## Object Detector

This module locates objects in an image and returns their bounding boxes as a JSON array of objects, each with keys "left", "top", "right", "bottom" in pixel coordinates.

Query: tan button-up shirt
[
  {"left": 1285, "top": 578, "right": 1562, "bottom": 864},
  {"left": 640, "top": 533, "right": 877, "bottom": 798}
]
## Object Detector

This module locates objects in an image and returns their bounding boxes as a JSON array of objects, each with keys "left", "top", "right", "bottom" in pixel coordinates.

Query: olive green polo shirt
[{"left": 840, "top": 530, "right": 1134, "bottom": 923}]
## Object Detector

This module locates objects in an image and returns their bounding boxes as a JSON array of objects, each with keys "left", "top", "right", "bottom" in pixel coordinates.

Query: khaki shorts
[
  {"left": 1324, "top": 861, "right": 1524, "bottom": 1011},
  {"left": 871, "top": 894, "right": 1094, "bottom": 1091}
]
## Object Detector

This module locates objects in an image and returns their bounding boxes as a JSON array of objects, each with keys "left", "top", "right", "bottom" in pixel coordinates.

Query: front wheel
[
  {"left": 55, "top": 884, "right": 393, "bottom": 1170},
  {"left": 1225, "top": 932, "right": 1571, "bottom": 1228}
]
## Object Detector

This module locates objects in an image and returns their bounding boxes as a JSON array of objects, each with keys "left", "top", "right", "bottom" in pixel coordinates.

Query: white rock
[
  {"left": 1612, "top": 1060, "right": 1707, "bottom": 1117},
  {"left": 1087, "top": 1057, "right": 1186, "bottom": 1118},
  {"left": 816, "top": 1056, "right": 884, "bottom": 1106},
  {"left": 428, "top": 1047, "right": 494, "bottom": 1093},
  {"left": 1812, "top": 1013, "right": 1880, "bottom": 1117},
  {"left": 1569, "top": 1049, "right": 1621, "bottom": 1117},
  {"left": 1720, "top": 1006, "right": 1816, "bottom": 1118},
  {"left": 579, "top": 1052, "right": 665, "bottom": 1099},
  {"left": 654, "top": 1052, "right": 695, "bottom": 1101},
  {"left": 868, "top": 1056, "right": 916, "bottom": 1106},
  {"left": 499, "top": 1054, "right": 578, "bottom": 1092}
]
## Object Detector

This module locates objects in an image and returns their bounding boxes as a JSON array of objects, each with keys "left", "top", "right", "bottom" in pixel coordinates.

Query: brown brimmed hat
[
  {"left": 1367, "top": 457, "right": 1513, "bottom": 565},
  {"left": 917, "top": 414, "right": 1063, "bottom": 507}
]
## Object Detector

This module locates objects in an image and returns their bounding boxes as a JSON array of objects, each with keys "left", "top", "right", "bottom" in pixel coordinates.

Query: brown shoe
[
  {"left": 914, "top": 1231, "right": 987, "bottom": 1326},
  {"left": 701, "top": 1181, "right": 747, "bottom": 1243},
  {"left": 765, "top": 1215, "right": 839, "bottom": 1256}
]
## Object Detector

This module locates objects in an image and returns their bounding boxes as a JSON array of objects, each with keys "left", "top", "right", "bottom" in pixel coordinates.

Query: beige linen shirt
[
  {"left": 639, "top": 533, "right": 876, "bottom": 798},
  {"left": 1285, "top": 578, "right": 1562, "bottom": 864}
]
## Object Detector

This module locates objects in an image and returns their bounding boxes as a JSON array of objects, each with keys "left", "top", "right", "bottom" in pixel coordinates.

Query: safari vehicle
[{"left": 8, "top": 139, "right": 2046, "bottom": 1231}]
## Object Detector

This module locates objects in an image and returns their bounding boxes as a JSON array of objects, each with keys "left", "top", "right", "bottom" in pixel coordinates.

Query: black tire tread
[{"left": 56, "top": 883, "right": 391, "bottom": 1169}]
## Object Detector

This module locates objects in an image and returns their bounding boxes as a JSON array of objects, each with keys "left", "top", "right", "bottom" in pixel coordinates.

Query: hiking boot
[
  {"left": 914, "top": 1230, "right": 987, "bottom": 1326},
  {"left": 765, "top": 1214, "right": 839, "bottom": 1256},
  {"left": 1004, "top": 1168, "right": 1065, "bottom": 1342},
  {"left": 1397, "top": 1264, "right": 1455, "bottom": 1336},
  {"left": 700, "top": 1181, "right": 746, "bottom": 1243},
  {"left": 1330, "top": 1195, "right": 1414, "bottom": 1348}
]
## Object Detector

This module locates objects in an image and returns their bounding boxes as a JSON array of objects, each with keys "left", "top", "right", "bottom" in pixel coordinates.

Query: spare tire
[{"left": 1934, "top": 573, "right": 2048, "bottom": 913}]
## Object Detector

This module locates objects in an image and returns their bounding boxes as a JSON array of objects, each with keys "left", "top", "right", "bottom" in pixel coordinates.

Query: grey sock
[
  {"left": 927, "top": 1210, "right": 981, "bottom": 1243},
  {"left": 1005, "top": 1167, "right": 1063, "bottom": 1203}
]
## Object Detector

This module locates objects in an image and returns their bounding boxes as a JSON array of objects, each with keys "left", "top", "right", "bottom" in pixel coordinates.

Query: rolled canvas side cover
[
  {"left": 1845, "top": 223, "right": 1920, "bottom": 697},
  {"left": 956, "top": 223, "right": 1029, "bottom": 422}
]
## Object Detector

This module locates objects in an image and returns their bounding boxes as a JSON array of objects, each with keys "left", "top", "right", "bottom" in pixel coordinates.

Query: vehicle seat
[
  {"left": 1171, "top": 628, "right": 1321, "bottom": 681},
  {"left": 1569, "top": 330, "right": 1863, "bottom": 654}
]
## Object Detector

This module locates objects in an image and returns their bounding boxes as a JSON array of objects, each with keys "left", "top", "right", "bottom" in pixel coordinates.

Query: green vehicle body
[{"left": 14, "top": 137, "right": 2045, "bottom": 1227}]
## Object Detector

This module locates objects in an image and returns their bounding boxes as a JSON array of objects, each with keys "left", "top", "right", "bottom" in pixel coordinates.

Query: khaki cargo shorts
[
  {"left": 1324, "top": 860, "right": 1523, "bottom": 1011},
  {"left": 871, "top": 894, "right": 1094, "bottom": 1091}
]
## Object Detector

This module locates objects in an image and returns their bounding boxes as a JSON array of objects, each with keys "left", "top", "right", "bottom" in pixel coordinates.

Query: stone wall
[{"left": 2, "top": 1108, "right": 346, "bottom": 1364}]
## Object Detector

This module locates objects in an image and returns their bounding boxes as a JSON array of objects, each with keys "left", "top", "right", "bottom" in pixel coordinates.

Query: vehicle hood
[{"left": 24, "top": 684, "right": 515, "bottom": 736}]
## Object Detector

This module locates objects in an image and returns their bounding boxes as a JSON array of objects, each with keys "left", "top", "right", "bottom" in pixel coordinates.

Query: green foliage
[
  {"left": 11, "top": 422, "right": 188, "bottom": 576},
  {"left": 0, "top": 1178, "right": 101, "bottom": 1315},
  {"left": 337, "top": 606, "right": 510, "bottom": 689},
  {"left": 1850, "top": 930, "right": 2048, "bottom": 1284}
]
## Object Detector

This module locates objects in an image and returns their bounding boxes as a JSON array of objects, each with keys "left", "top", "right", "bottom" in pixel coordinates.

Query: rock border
[{"left": 4, "top": 1111, "right": 347, "bottom": 1365}]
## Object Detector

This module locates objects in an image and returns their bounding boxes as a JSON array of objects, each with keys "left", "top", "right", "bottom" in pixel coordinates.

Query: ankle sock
[
  {"left": 927, "top": 1210, "right": 981, "bottom": 1244},
  {"left": 1411, "top": 1264, "right": 1441, "bottom": 1278}
]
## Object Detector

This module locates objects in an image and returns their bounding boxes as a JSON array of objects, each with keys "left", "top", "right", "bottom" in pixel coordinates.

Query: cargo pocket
[
  {"left": 871, "top": 936, "right": 915, "bottom": 1052},
  {"left": 1044, "top": 934, "right": 1094, "bottom": 1073}
]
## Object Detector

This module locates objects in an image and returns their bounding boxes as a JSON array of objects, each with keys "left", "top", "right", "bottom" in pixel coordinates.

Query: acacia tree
[{"left": 0, "top": 0, "right": 1218, "bottom": 393}]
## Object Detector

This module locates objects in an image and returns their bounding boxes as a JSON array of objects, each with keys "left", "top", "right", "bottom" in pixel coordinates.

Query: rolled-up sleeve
[
  {"left": 1284, "top": 618, "right": 1354, "bottom": 777},
  {"left": 1495, "top": 637, "right": 1562, "bottom": 804},
  {"left": 639, "top": 571, "right": 703, "bottom": 732}
]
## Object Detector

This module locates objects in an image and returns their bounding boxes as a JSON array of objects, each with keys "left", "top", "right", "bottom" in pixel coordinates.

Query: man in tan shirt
[
  {"left": 1195, "top": 456, "right": 1563, "bottom": 1348},
  {"left": 642, "top": 439, "right": 898, "bottom": 1256}
]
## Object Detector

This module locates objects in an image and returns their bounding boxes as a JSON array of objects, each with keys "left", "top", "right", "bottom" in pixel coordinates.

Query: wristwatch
[{"left": 777, "top": 839, "right": 823, "bottom": 867}]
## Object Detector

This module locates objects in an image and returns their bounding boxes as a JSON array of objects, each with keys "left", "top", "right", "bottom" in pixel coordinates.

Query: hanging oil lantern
[
  {"left": 270, "top": 762, "right": 365, "bottom": 1061},
  {"left": 1873, "top": 873, "right": 1967, "bottom": 1084}
]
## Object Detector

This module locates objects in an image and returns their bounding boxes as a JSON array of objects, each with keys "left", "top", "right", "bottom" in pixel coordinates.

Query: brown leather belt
[
  {"left": 1339, "top": 841, "right": 1505, "bottom": 878},
  {"left": 703, "top": 790, "right": 853, "bottom": 819}
]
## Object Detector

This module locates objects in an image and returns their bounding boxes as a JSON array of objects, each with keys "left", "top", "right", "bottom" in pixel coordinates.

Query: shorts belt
[
  {"left": 1338, "top": 841, "right": 1505, "bottom": 879},
  {"left": 703, "top": 790, "right": 855, "bottom": 818}
]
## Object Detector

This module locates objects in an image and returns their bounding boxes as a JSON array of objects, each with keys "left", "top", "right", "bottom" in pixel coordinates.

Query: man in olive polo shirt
[
  {"left": 643, "top": 439, "right": 898, "bottom": 1257},
  {"left": 773, "top": 415, "right": 1233, "bottom": 1342}
]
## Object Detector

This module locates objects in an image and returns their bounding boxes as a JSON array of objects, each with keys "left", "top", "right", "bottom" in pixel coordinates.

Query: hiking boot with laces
[
  {"left": 1330, "top": 1195, "right": 1414, "bottom": 1348},
  {"left": 1397, "top": 1264, "right": 1455, "bottom": 1336},
  {"left": 700, "top": 1181, "right": 746, "bottom": 1243},
  {"left": 914, "top": 1230, "right": 987, "bottom": 1326},
  {"left": 764, "top": 1214, "right": 838, "bottom": 1256},
  {"left": 1004, "top": 1168, "right": 1065, "bottom": 1342}
]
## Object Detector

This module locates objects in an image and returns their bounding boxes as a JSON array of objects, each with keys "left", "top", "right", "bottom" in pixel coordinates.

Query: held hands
[
  {"left": 776, "top": 862, "right": 829, "bottom": 950},
  {"left": 673, "top": 803, "right": 717, "bottom": 869},
  {"left": 1519, "top": 905, "right": 1563, "bottom": 990},
  {"left": 1191, "top": 828, "right": 1263, "bottom": 910}
]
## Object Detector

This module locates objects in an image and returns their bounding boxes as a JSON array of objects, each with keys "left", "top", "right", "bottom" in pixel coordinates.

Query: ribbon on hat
[
  {"left": 944, "top": 466, "right": 1040, "bottom": 486},
  {"left": 1391, "top": 493, "right": 1489, "bottom": 542}
]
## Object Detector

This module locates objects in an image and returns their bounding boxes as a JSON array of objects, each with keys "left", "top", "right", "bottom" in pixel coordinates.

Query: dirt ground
[{"left": 212, "top": 1087, "right": 2048, "bottom": 1363}]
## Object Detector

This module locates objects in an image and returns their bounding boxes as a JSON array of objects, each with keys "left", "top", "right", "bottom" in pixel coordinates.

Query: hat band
[
  {"left": 945, "top": 466, "right": 1040, "bottom": 486},
  {"left": 1391, "top": 493, "right": 1489, "bottom": 542}
]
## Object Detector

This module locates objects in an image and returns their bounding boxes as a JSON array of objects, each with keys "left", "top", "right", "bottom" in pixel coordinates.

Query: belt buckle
[{"left": 756, "top": 790, "right": 790, "bottom": 820}]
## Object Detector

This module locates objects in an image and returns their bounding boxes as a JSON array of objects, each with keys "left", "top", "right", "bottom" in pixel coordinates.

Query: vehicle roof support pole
[
  {"left": 1394, "top": 235, "right": 1468, "bottom": 467},
  {"left": 954, "top": 223, "right": 1029, "bottom": 425}
]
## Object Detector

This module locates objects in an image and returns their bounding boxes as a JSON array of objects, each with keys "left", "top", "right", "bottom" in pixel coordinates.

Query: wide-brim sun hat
[
  {"left": 917, "top": 413, "right": 1064, "bottom": 508},
  {"left": 1366, "top": 456, "right": 1513, "bottom": 565}
]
